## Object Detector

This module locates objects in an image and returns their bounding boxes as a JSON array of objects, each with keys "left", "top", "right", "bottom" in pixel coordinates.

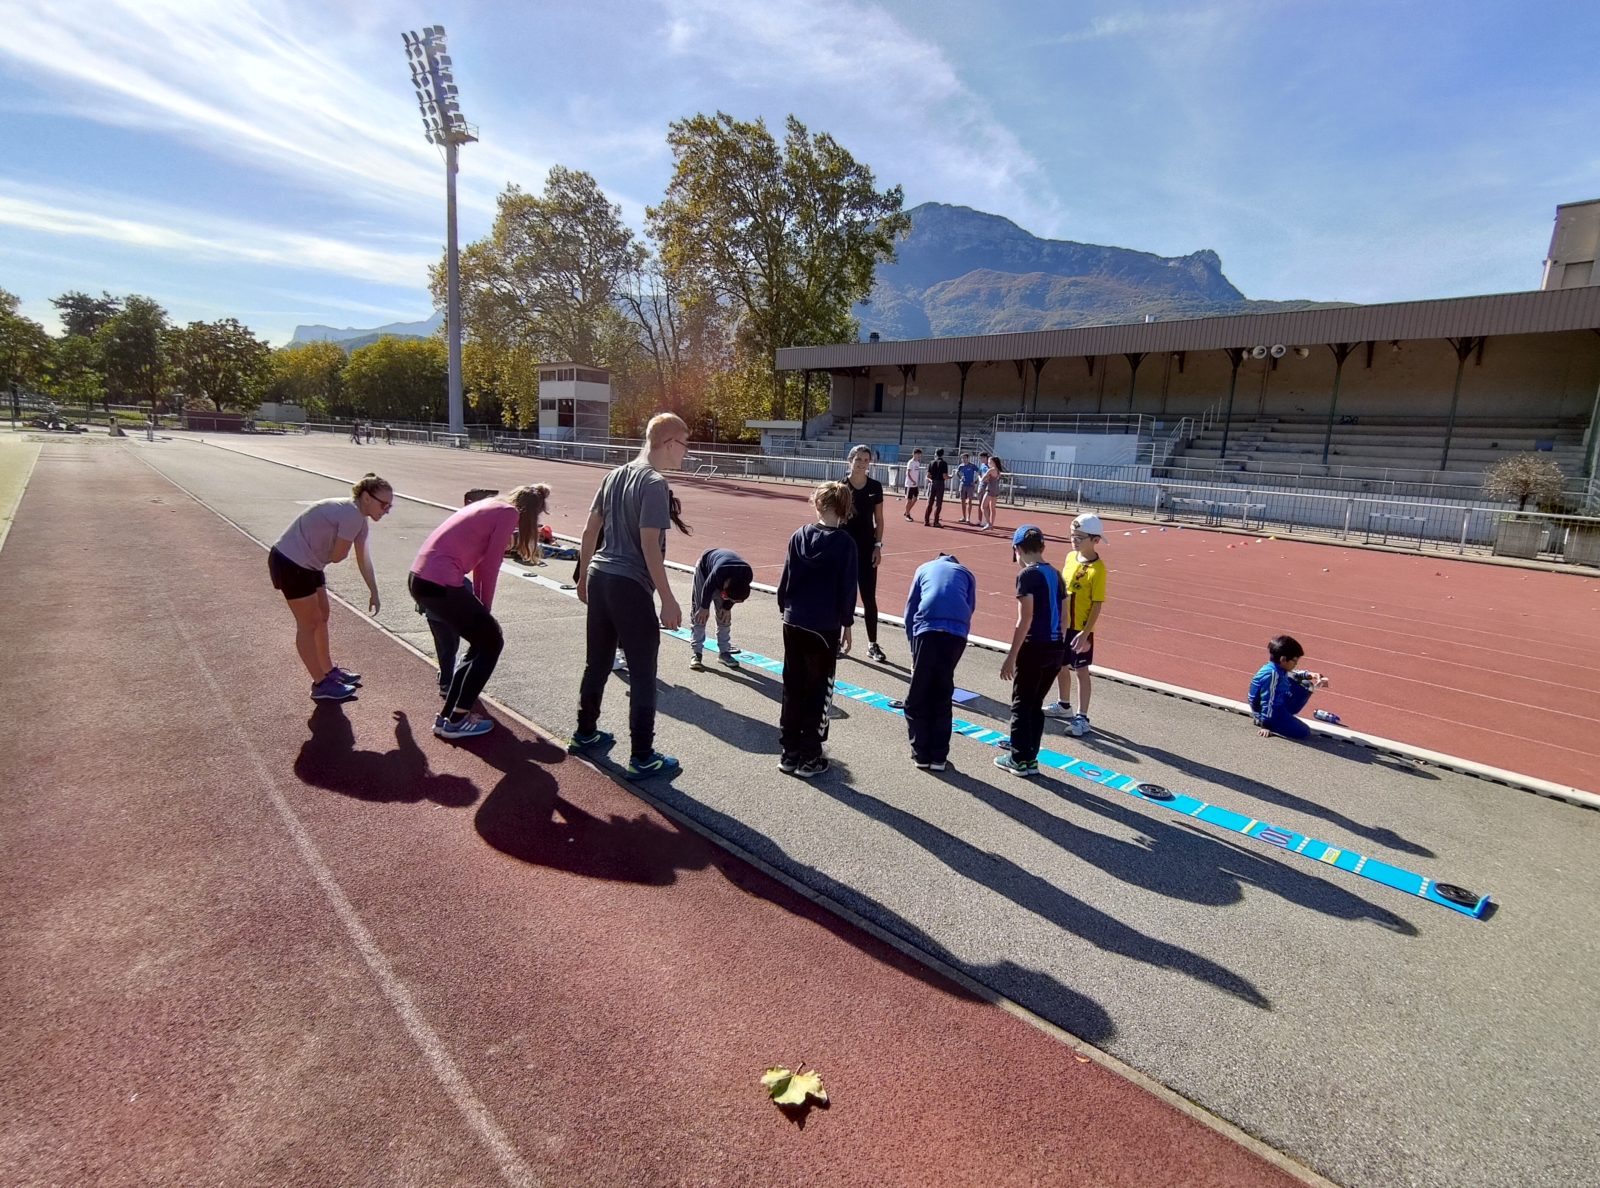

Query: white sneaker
[
  {"left": 1070, "top": 713, "right": 1091, "bottom": 737},
  {"left": 1043, "top": 700, "right": 1074, "bottom": 720},
  {"left": 613, "top": 651, "right": 627, "bottom": 672}
]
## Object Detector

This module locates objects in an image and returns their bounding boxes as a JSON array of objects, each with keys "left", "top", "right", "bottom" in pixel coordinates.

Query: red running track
[
  {"left": 213, "top": 439, "right": 1600, "bottom": 794},
  {"left": 0, "top": 446, "right": 1310, "bottom": 1185}
]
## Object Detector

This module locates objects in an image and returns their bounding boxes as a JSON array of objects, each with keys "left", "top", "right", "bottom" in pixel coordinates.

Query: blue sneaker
[
  {"left": 329, "top": 665, "right": 361, "bottom": 685},
  {"left": 433, "top": 713, "right": 493, "bottom": 740},
  {"left": 310, "top": 676, "right": 358, "bottom": 701},
  {"left": 626, "top": 752, "right": 682, "bottom": 780},
  {"left": 568, "top": 729, "right": 615, "bottom": 753}
]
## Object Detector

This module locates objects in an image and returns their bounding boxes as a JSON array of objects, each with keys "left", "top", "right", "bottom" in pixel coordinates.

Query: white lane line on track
[{"left": 128, "top": 447, "right": 541, "bottom": 1188}]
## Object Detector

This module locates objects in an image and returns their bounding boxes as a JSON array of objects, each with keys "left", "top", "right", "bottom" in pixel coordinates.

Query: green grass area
[{"left": 0, "top": 437, "right": 43, "bottom": 556}]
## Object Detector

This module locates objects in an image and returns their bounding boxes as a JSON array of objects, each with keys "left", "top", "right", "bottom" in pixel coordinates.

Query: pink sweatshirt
[{"left": 410, "top": 501, "right": 518, "bottom": 611}]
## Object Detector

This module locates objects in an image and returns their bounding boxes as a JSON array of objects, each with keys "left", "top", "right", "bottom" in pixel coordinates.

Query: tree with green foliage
[
  {"left": 265, "top": 340, "right": 346, "bottom": 419},
  {"left": 95, "top": 295, "right": 170, "bottom": 413},
  {"left": 343, "top": 336, "right": 448, "bottom": 422},
  {"left": 51, "top": 290, "right": 122, "bottom": 339},
  {"left": 167, "top": 318, "right": 272, "bottom": 413},
  {"left": 1, "top": 288, "right": 54, "bottom": 395},
  {"left": 441, "top": 166, "right": 646, "bottom": 371},
  {"left": 44, "top": 335, "right": 105, "bottom": 407},
  {"left": 463, "top": 336, "right": 536, "bottom": 428},
  {"left": 647, "top": 112, "right": 909, "bottom": 416}
]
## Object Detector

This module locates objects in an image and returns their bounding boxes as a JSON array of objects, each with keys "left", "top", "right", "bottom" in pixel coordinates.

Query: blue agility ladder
[{"left": 664, "top": 630, "right": 1493, "bottom": 921}]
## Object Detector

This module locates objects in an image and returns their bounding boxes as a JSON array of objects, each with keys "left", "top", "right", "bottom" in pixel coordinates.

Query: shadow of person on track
[
  {"left": 294, "top": 704, "right": 479, "bottom": 807},
  {"left": 811, "top": 777, "right": 1274, "bottom": 1009},
  {"left": 473, "top": 728, "right": 707, "bottom": 886},
  {"left": 937, "top": 765, "right": 1417, "bottom": 932},
  {"left": 646, "top": 784, "right": 1118, "bottom": 1044},
  {"left": 1090, "top": 730, "right": 1437, "bottom": 859}
]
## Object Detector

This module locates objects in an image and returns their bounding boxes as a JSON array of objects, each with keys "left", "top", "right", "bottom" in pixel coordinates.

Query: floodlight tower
[{"left": 403, "top": 25, "right": 476, "bottom": 435}]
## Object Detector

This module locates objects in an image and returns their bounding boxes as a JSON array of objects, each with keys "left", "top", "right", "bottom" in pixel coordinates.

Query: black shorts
[
  {"left": 1063, "top": 629, "right": 1094, "bottom": 670},
  {"left": 268, "top": 547, "right": 325, "bottom": 601},
  {"left": 905, "top": 484, "right": 920, "bottom": 496}
]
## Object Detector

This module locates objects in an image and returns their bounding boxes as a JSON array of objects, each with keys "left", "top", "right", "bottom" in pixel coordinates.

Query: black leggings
[
  {"left": 853, "top": 539, "right": 879, "bottom": 643},
  {"left": 408, "top": 574, "right": 504, "bottom": 718},
  {"left": 780, "top": 623, "right": 840, "bottom": 763},
  {"left": 578, "top": 569, "right": 661, "bottom": 760}
]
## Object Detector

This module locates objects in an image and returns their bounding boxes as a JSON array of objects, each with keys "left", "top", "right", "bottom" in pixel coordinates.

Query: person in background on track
[
  {"left": 409, "top": 485, "right": 550, "bottom": 740},
  {"left": 687, "top": 546, "right": 754, "bottom": 672},
  {"left": 923, "top": 448, "right": 949, "bottom": 527},
  {"left": 776, "top": 481, "right": 859, "bottom": 779},
  {"left": 956, "top": 452, "right": 981, "bottom": 524},
  {"left": 995, "top": 525, "right": 1067, "bottom": 778},
  {"left": 903, "top": 447, "right": 924, "bottom": 521},
  {"left": 841, "top": 444, "right": 888, "bottom": 663},
  {"left": 570, "top": 413, "right": 691, "bottom": 780},
  {"left": 1249, "top": 634, "right": 1330, "bottom": 740},
  {"left": 267, "top": 473, "right": 391, "bottom": 702},
  {"left": 1044, "top": 512, "right": 1107, "bottom": 738},
  {"left": 977, "top": 454, "right": 1004, "bottom": 531},
  {"left": 902, "top": 551, "right": 976, "bottom": 771}
]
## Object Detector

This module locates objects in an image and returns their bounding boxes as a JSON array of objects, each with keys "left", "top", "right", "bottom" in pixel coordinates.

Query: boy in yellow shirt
[{"left": 1043, "top": 512, "right": 1107, "bottom": 737}]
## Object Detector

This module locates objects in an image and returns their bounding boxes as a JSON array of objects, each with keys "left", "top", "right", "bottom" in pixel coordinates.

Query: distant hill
[
  {"left": 290, "top": 312, "right": 443, "bottom": 346},
  {"left": 858, "top": 203, "right": 1342, "bottom": 340}
]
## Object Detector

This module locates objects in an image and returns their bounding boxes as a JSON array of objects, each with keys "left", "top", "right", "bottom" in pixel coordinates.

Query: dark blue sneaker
[
  {"left": 434, "top": 713, "right": 493, "bottom": 740},
  {"left": 329, "top": 665, "right": 361, "bottom": 685},
  {"left": 568, "top": 729, "right": 615, "bottom": 754},
  {"left": 310, "top": 675, "right": 358, "bottom": 701},
  {"left": 626, "top": 752, "right": 681, "bottom": 780}
]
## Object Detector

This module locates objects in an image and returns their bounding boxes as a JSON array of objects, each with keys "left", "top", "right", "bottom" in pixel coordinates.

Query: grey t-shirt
[
  {"left": 273, "top": 498, "right": 368, "bottom": 571},
  {"left": 588, "top": 461, "right": 671, "bottom": 591}
]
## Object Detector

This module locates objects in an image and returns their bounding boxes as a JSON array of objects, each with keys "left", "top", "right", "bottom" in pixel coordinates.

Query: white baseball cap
[{"left": 1071, "top": 513, "right": 1104, "bottom": 537}]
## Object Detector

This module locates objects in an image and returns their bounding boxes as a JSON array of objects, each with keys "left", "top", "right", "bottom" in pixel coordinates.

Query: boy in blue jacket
[
  {"left": 902, "top": 553, "right": 976, "bottom": 770},
  {"left": 687, "top": 547, "right": 754, "bottom": 671},
  {"left": 1249, "top": 634, "right": 1330, "bottom": 739},
  {"left": 775, "top": 482, "right": 860, "bottom": 778}
]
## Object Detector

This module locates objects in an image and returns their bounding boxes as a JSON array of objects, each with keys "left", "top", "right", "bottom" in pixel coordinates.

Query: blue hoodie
[
  {"left": 1249, "top": 661, "right": 1313, "bottom": 725},
  {"left": 903, "top": 554, "right": 976, "bottom": 643}
]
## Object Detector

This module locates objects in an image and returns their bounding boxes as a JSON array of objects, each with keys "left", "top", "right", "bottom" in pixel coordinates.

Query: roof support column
[
  {"left": 1320, "top": 343, "right": 1356, "bottom": 465},
  {"left": 1441, "top": 337, "right": 1485, "bottom": 471},
  {"left": 800, "top": 370, "right": 812, "bottom": 439},
  {"left": 953, "top": 361, "right": 974, "bottom": 453},
  {"left": 1124, "top": 352, "right": 1146, "bottom": 412},
  {"left": 1218, "top": 348, "right": 1245, "bottom": 462},
  {"left": 1013, "top": 360, "right": 1028, "bottom": 414},
  {"left": 897, "top": 363, "right": 916, "bottom": 445},
  {"left": 1031, "top": 358, "right": 1048, "bottom": 417}
]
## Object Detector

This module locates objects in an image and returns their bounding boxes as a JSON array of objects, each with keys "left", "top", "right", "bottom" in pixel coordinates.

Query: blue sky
[{"left": 3, "top": 0, "right": 1597, "bottom": 345}]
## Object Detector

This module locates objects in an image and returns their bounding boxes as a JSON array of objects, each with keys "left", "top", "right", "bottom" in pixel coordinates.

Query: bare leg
[{"left": 288, "top": 591, "right": 332, "bottom": 680}]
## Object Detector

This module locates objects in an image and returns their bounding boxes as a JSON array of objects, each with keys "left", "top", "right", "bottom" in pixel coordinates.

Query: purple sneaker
[{"left": 311, "top": 675, "right": 358, "bottom": 701}]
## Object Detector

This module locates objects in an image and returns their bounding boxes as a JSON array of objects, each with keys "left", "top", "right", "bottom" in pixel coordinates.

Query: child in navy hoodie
[
  {"left": 775, "top": 482, "right": 860, "bottom": 778},
  {"left": 1249, "top": 634, "right": 1329, "bottom": 740}
]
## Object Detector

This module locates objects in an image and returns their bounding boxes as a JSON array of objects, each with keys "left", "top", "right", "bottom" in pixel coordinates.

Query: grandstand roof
[{"left": 776, "top": 285, "right": 1600, "bottom": 372}]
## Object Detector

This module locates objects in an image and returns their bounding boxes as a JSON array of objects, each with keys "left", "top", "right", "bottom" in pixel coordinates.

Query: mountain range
[
  {"left": 291, "top": 203, "right": 1339, "bottom": 348},
  {"left": 855, "top": 202, "right": 1342, "bottom": 340}
]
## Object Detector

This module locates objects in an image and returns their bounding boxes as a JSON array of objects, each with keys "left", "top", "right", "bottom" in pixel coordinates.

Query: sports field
[{"left": 3, "top": 432, "right": 1598, "bottom": 1188}]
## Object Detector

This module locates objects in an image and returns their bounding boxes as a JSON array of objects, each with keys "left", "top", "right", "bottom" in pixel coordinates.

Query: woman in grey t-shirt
[{"left": 268, "top": 472, "right": 392, "bottom": 701}]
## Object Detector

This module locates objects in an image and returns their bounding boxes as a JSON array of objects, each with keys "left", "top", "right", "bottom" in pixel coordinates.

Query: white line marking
[{"left": 163, "top": 599, "right": 540, "bottom": 1188}]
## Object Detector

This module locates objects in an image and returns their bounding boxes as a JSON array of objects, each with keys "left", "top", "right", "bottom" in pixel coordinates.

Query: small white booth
[{"left": 537, "top": 363, "right": 612, "bottom": 441}]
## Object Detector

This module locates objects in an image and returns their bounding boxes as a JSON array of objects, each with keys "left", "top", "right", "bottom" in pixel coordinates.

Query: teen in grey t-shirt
[{"left": 587, "top": 460, "right": 671, "bottom": 590}]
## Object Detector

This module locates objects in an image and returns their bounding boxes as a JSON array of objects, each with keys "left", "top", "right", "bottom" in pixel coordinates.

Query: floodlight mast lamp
[{"left": 403, "top": 24, "right": 476, "bottom": 436}]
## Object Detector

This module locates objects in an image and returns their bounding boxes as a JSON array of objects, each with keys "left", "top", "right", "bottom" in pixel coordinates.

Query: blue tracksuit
[{"left": 1249, "top": 662, "right": 1313, "bottom": 739}]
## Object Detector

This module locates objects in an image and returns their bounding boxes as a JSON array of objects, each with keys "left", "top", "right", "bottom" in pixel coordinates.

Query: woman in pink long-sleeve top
[{"left": 409, "top": 484, "right": 549, "bottom": 740}]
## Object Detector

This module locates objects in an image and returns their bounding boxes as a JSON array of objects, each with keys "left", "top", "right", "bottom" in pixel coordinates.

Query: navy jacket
[
  {"left": 777, "top": 523, "right": 859, "bottom": 634},
  {"left": 1249, "top": 661, "right": 1313, "bottom": 725}
]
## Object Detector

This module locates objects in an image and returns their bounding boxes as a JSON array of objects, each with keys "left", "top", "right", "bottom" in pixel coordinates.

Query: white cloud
[
  {"left": 0, "top": 0, "right": 549, "bottom": 218},
  {"left": 656, "top": 0, "right": 1063, "bottom": 229},
  {"left": 0, "top": 182, "right": 434, "bottom": 287}
]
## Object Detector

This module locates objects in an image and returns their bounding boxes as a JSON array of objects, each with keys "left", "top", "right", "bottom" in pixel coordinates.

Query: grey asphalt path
[{"left": 134, "top": 436, "right": 1600, "bottom": 1188}]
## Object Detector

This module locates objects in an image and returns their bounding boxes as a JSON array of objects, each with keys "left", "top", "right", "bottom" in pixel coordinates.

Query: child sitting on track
[
  {"left": 1249, "top": 634, "right": 1330, "bottom": 740},
  {"left": 688, "top": 547, "right": 754, "bottom": 671}
]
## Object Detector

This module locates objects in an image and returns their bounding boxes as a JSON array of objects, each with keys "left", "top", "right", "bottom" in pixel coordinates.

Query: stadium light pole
[{"left": 403, "top": 25, "right": 476, "bottom": 436}]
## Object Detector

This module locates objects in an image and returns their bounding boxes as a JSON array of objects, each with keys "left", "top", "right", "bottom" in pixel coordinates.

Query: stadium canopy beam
[
  {"left": 1440, "top": 336, "right": 1486, "bottom": 471},
  {"left": 952, "top": 361, "right": 974, "bottom": 451},
  {"left": 1320, "top": 343, "right": 1358, "bottom": 465},
  {"left": 1012, "top": 359, "right": 1028, "bottom": 413},
  {"left": 1031, "top": 357, "right": 1048, "bottom": 416},
  {"left": 1123, "top": 352, "right": 1146, "bottom": 412},
  {"left": 897, "top": 363, "right": 916, "bottom": 444},
  {"left": 1217, "top": 348, "right": 1245, "bottom": 461}
]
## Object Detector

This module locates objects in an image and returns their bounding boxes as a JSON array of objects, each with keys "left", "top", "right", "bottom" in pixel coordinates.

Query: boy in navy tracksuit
[
  {"left": 688, "top": 547, "right": 754, "bottom": 671},
  {"left": 902, "top": 553, "right": 976, "bottom": 770},
  {"left": 775, "top": 482, "right": 860, "bottom": 778},
  {"left": 996, "top": 525, "right": 1068, "bottom": 777},
  {"left": 1249, "top": 634, "right": 1329, "bottom": 740}
]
